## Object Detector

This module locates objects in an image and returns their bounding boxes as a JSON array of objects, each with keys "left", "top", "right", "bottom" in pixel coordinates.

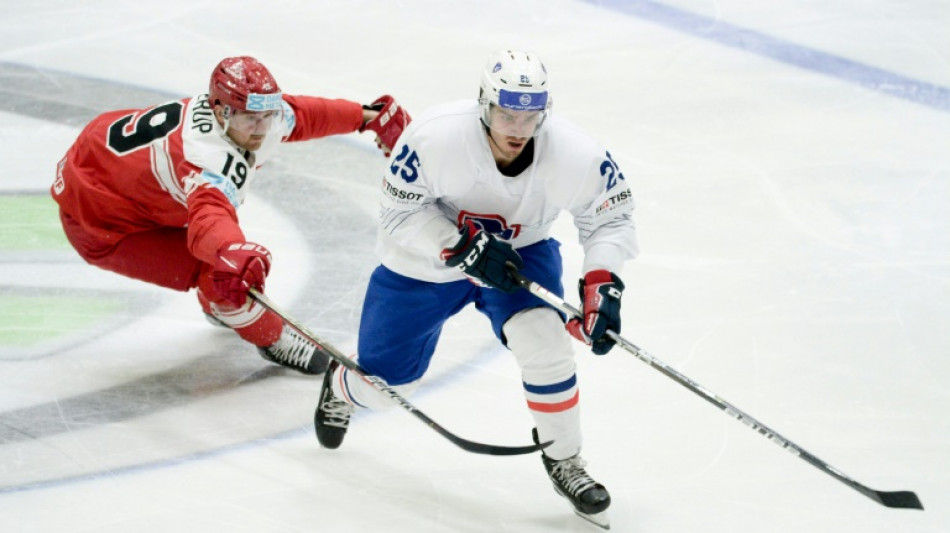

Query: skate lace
[
  {"left": 321, "top": 396, "right": 354, "bottom": 429},
  {"left": 271, "top": 330, "right": 315, "bottom": 367},
  {"left": 551, "top": 456, "right": 598, "bottom": 497}
]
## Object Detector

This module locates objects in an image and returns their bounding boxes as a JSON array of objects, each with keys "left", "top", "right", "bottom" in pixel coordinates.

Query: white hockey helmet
[{"left": 478, "top": 50, "right": 551, "bottom": 137}]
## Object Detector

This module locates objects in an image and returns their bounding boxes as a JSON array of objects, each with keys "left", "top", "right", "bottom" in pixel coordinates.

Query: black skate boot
[
  {"left": 314, "top": 360, "right": 354, "bottom": 449},
  {"left": 257, "top": 325, "right": 329, "bottom": 375},
  {"left": 533, "top": 428, "right": 611, "bottom": 529}
]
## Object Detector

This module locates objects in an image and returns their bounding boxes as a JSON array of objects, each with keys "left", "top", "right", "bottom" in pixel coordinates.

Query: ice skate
[
  {"left": 534, "top": 428, "right": 611, "bottom": 529},
  {"left": 314, "top": 360, "right": 354, "bottom": 448},
  {"left": 257, "top": 325, "right": 328, "bottom": 375}
]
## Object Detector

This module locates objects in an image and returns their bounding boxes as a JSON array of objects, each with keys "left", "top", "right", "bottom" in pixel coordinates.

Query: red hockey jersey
[{"left": 52, "top": 93, "right": 363, "bottom": 264}]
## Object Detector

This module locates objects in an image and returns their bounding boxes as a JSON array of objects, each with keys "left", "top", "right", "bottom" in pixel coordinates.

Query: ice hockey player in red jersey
[{"left": 51, "top": 56, "right": 410, "bottom": 374}]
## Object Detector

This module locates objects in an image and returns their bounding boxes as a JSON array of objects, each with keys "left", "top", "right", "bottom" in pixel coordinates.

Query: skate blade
[{"left": 575, "top": 509, "right": 610, "bottom": 530}]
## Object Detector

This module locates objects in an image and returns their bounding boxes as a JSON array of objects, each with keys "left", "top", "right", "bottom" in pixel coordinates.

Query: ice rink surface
[{"left": 1, "top": 1, "right": 948, "bottom": 531}]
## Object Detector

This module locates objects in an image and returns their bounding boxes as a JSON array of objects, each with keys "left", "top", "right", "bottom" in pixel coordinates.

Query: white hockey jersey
[{"left": 378, "top": 100, "right": 638, "bottom": 283}]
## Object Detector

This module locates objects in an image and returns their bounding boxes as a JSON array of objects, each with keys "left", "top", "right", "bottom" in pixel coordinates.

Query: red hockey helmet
[{"left": 209, "top": 56, "right": 282, "bottom": 112}]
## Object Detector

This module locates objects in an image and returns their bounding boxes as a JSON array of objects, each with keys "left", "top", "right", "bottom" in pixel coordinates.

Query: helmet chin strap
[
  {"left": 216, "top": 105, "right": 248, "bottom": 154},
  {"left": 483, "top": 123, "right": 504, "bottom": 152},
  {"left": 217, "top": 105, "right": 233, "bottom": 139}
]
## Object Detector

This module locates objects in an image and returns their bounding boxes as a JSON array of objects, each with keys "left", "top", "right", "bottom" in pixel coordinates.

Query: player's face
[
  {"left": 485, "top": 106, "right": 541, "bottom": 165},
  {"left": 216, "top": 106, "right": 280, "bottom": 151},
  {"left": 487, "top": 106, "right": 543, "bottom": 139}
]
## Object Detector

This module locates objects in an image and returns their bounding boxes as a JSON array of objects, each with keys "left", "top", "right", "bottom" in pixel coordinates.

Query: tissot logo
[
  {"left": 595, "top": 190, "right": 632, "bottom": 214},
  {"left": 382, "top": 178, "right": 424, "bottom": 201}
]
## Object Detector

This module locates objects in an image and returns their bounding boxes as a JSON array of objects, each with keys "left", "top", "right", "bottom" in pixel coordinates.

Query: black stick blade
[
  {"left": 874, "top": 490, "right": 924, "bottom": 510},
  {"left": 442, "top": 426, "right": 552, "bottom": 456}
]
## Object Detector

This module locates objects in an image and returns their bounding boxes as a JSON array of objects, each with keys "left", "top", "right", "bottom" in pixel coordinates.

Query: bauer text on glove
[
  {"left": 360, "top": 95, "right": 411, "bottom": 157},
  {"left": 212, "top": 242, "right": 272, "bottom": 307}
]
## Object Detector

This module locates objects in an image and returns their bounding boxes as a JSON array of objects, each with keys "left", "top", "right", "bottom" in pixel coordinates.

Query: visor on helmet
[
  {"left": 484, "top": 103, "right": 546, "bottom": 138},
  {"left": 221, "top": 92, "right": 283, "bottom": 136},
  {"left": 227, "top": 109, "right": 281, "bottom": 136}
]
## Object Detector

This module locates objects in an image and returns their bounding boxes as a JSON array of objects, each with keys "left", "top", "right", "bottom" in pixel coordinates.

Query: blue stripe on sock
[{"left": 523, "top": 375, "right": 577, "bottom": 395}]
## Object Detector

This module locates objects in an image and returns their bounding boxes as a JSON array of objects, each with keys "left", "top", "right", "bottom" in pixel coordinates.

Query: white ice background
[{"left": 1, "top": 1, "right": 948, "bottom": 532}]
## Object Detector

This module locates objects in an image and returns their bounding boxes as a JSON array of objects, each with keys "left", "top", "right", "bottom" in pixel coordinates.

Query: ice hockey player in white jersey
[{"left": 315, "top": 49, "right": 637, "bottom": 529}]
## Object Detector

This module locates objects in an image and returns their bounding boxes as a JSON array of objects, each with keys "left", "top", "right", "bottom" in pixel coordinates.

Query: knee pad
[{"left": 503, "top": 307, "right": 576, "bottom": 384}]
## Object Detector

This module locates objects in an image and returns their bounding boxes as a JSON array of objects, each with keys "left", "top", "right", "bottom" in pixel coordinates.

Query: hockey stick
[
  {"left": 248, "top": 288, "right": 551, "bottom": 457},
  {"left": 506, "top": 269, "right": 923, "bottom": 509}
]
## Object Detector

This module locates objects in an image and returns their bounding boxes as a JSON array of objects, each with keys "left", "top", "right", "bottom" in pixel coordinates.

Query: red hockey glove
[
  {"left": 359, "top": 95, "right": 411, "bottom": 157},
  {"left": 441, "top": 220, "right": 524, "bottom": 293},
  {"left": 212, "top": 242, "right": 272, "bottom": 307},
  {"left": 566, "top": 270, "right": 625, "bottom": 355}
]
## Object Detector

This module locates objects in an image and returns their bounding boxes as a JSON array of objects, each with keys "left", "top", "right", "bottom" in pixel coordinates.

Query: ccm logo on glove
[{"left": 441, "top": 220, "right": 524, "bottom": 293}]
